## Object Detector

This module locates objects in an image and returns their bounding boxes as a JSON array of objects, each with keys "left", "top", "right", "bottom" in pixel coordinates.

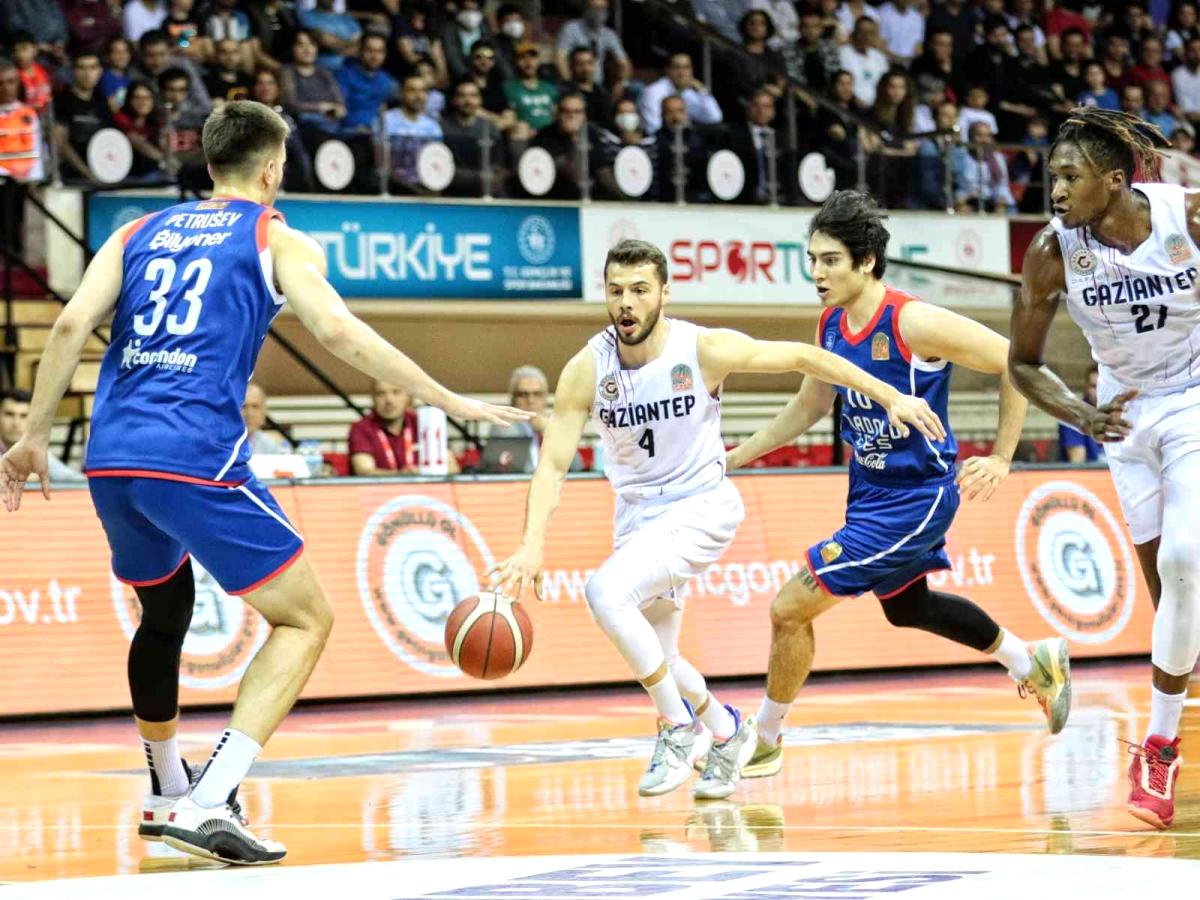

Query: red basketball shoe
[{"left": 1127, "top": 734, "right": 1182, "bottom": 829}]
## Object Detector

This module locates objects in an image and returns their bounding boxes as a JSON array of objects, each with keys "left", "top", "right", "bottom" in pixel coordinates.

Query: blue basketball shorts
[
  {"left": 807, "top": 477, "right": 959, "bottom": 598},
  {"left": 89, "top": 475, "right": 305, "bottom": 595}
]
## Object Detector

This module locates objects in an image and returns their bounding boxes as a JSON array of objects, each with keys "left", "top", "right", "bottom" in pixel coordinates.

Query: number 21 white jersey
[
  {"left": 588, "top": 318, "right": 725, "bottom": 499},
  {"left": 1052, "top": 182, "right": 1200, "bottom": 398}
]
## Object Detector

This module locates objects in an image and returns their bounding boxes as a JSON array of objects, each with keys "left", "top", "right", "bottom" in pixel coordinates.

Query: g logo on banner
[
  {"left": 1014, "top": 481, "right": 1135, "bottom": 644},
  {"left": 357, "top": 495, "right": 494, "bottom": 676},
  {"left": 111, "top": 561, "right": 268, "bottom": 689}
]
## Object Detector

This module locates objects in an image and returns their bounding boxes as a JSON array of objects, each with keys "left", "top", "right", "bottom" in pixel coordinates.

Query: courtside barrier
[{"left": 0, "top": 468, "right": 1148, "bottom": 717}]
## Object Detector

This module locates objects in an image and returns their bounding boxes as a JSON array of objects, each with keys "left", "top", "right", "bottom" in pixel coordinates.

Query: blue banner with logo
[{"left": 88, "top": 194, "right": 581, "bottom": 299}]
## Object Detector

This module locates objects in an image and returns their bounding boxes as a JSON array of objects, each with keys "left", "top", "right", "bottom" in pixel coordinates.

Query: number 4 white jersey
[
  {"left": 1053, "top": 182, "right": 1200, "bottom": 397},
  {"left": 589, "top": 318, "right": 726, "bottom": 500}
]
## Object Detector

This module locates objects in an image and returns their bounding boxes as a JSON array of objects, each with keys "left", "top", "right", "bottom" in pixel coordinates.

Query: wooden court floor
[{"left": 1, "top": 660, "right": 1197, "bottom": 897}]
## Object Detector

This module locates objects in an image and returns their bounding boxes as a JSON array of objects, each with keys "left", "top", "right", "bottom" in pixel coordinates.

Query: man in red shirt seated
[{"left": 349, "top": 381, "right": 460, "bottom": 475}]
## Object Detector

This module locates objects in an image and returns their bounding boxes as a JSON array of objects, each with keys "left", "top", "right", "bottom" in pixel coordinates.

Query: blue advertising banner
[{"left": 88, "top": 194, "right": 581, "bottom": 299}]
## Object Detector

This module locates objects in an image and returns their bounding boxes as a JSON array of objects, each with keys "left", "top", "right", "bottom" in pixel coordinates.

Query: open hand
[
  {"left": 487, "top": 543, "right": 545, "bottom": 602},
  {"left": 442, "top": 394, "right": 535, "bottom": 427},
  {"left": 885, "top": 394, "right": 946, "bottom": 442},
  {"left": 957, "top": 454, "right": 1009, "bottom": 502},
  {"left": 0, "top": 439, "right": 51, "bottom": 512}
]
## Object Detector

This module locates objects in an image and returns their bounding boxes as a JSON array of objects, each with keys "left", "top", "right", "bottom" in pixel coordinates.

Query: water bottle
[{"left": 297, "top": 440, "right": 323, "bottom": 478}]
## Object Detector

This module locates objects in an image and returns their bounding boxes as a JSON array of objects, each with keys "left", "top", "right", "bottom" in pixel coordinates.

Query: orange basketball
[{"left": 444, "top": 592, "right": 534, "bottom": 680}]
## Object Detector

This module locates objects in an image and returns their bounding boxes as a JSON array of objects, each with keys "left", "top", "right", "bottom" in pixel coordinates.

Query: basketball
[{"left": 444, "top": 592, "right": 534, "bottom": 680}]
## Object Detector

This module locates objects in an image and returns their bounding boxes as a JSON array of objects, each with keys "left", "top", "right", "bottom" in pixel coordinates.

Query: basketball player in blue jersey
[
  {"left": 728, "top": 191, "right": 1074, "bottom": 780},
  {"left": 1012, "top": 108, "right": 1194, "bottom": 829},
  {"left": 0, "top": 101, "right": 530, "bottom": 865}
]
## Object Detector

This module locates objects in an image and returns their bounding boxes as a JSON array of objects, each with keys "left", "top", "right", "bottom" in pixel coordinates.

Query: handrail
[{"left": 888, "top": 255, "right": 1022, "bottom": 286}]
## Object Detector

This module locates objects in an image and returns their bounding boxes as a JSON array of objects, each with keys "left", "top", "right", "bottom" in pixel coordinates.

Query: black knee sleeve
[
  {"left": 879, "top": 578, "right": 1001, "bottom": 652},
  {"left": 128, "top": 561, "right": 195, "bottom": 722}
]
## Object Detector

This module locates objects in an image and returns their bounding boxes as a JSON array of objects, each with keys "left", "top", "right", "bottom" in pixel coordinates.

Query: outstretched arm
[
  {"left": 726, "top": 321, "right": 837, "bottom": 469},
  {"left": 698, "top": 326, "right": 945, "bottom": 441},
  {"left": 900, "top": 301, "right": 1026, "bottom": 500},
  {"left": 489, "top": 347, "right": 595, "bottom": 601},
  {"left": 1, "top": 223, "right": 131, "bottom": 509},
  {"left": 271, "top": 222, "right": 530, "bottom": 427},
  {"left": 1009, "top": 227, "right": 1132, "bottom": 440}
]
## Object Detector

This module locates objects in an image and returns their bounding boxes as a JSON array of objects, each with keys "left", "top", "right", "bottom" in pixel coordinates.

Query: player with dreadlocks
[{"left": 1010, "top": 107, "right": 1189, "bottom": 829}]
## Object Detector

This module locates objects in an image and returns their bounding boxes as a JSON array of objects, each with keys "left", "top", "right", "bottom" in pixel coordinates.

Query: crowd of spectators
[{"left": 2, "top": 0, "right": 1200, "bottom": 209}]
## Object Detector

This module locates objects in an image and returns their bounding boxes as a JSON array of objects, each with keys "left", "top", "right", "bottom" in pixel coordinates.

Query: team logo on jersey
[
  {"left": 1013, "top": 480, "right": 1135, "bottom": 644},
  {"left": 357, "top": 495, "right": 494, "bottom": 677},
  {"left": 1068, "top": 247, "right": 1098, "bottom": 276},
  {"left": 671, "top": 364, "right": 693, "bottom": 392},
  {"left": 110, "top": 562, "right": 268, "bottom": 690},
  {"left": 195, "top": 200, "right": 230, "bottom": 210},
  {"left": 599, "top": 375, "right": 620, "bottom": 401},
  {"left": 120, "top": 339, "right": 198, "bottom": 374},
  {"left": 820, "top": 541, "right": 843, "bottom": 564},
  {"left": 1166, "top": 233, "right": 1192, "bottom": 265},
  {"left": 871, "top": 333, "right": 890, "bottom": 361}
]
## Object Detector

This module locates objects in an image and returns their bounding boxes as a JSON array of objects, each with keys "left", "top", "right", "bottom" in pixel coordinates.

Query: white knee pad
[
  {"left": 584, "top": 568, "right": 640, "bottom": 634},
  {"left": 1152, "top": 544, "right": 1200, "bottom": 677},
  {"left": 584, "top": 566, "right": 669, "bottom": 678}
]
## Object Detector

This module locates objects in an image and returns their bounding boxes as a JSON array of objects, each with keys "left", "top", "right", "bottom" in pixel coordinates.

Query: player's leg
[
  {"left": 749, "top": 480, "right": 957, "bottom": 776},
  {"left": 1135, "top": 538, "right": 1162, "bottom": 610},
  {"left": 745, "top": 565, "right": 845, "bottom": 779},
  {"left": 642, "top": 597, "right": 756, "bottom": 798},
  {"left": 88, "top": 477, "right": 197, "bottom": 839},
  {"left": 134, "top": 477, "right": 328, "bottom": 864},
  {"left": 585, "top": 545, "right": 706, "bottom": 796},
  {"left": 1127, "top": 449, "right": 1200, "bottom": 829},
  {"left": 1104, "top": 431, "right": 1186, "bottom": 827},
  {"left": 586, "top": 480, "right": 747, "bottom": 796},
  {"left": 645, "top": 598, "right": 735, "bottom": 740},
  {"left": 165, "top": 553, "right": 332, "bottom": 863},
  {"left": 130, "top": 562, "right": 197, "bottom": 837}
]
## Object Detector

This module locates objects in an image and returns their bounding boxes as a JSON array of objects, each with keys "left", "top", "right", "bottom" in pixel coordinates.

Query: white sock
[
  {"left": 646, "top": 676, "right": 692, "bottom": 725},
  {"left": 143, "top": 736, "right": 189, "bottom": 797},
  {"left": 757, "top": 697, "right": 791, "bottom": 746},
  {"left": 189, "top": 729, "right": 262, "bottom": 809},
  {"left": 992, "top": 629, "right": 1032, "bottom": 681},
  {"left": 1147, "top": 686, "right": 1186, "bottom": 742},
  {"left": 697, "top": 694, "right": 737, "bottom": 741}
]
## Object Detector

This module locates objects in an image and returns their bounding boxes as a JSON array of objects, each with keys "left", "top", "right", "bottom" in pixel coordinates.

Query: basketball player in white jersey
[
  {"left": 491, "top": 239, "right": 944, "bottom": 800},
  {"left": 1011, "top": 108, "right": 1191, "bottom": 829}
]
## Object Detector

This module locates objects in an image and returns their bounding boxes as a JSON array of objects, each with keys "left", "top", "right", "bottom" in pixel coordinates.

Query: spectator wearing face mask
[
  {"left": 596, "top": 98, "right": 658, "bottom": 199},
  {"left": 554, "top": 0, "right": 631, "bottom": 86},
  {"left": 493, "top": 3, "right": 530, "bottom": 82},
  {"left": 442, "top": 0, "right": 491, "bottom": 82}
]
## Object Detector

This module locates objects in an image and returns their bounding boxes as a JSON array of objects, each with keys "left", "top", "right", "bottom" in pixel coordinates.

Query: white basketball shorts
[
  {"left": 1102, "top": 379, "right": 1200, "bottom": 545},
  {"left": 609, "top": 477, "right": 746, "bottom": 609}
]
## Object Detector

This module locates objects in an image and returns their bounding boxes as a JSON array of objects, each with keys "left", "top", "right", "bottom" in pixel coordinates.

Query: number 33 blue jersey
[{"left": 86, "top": 199, "right": 286, "bottom": 485}]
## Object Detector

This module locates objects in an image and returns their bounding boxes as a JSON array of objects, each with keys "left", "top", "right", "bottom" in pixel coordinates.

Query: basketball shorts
[
  {"left": 807, "top": 476, "right": 959, "bottom": 598},
  {"left": 89, "top": 475, "right": 305, "bottom": 595},
  {"left": 608, "top": 477, "right": 746, "bottom": 610},
  {"left": 1100, "top": 379, "right": 1200, "bottom": 545}
]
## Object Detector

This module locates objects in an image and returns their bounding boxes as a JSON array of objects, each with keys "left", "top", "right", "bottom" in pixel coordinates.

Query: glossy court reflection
[{"left": 0, "top": 661, "right": 1197, "bottom": 895}]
